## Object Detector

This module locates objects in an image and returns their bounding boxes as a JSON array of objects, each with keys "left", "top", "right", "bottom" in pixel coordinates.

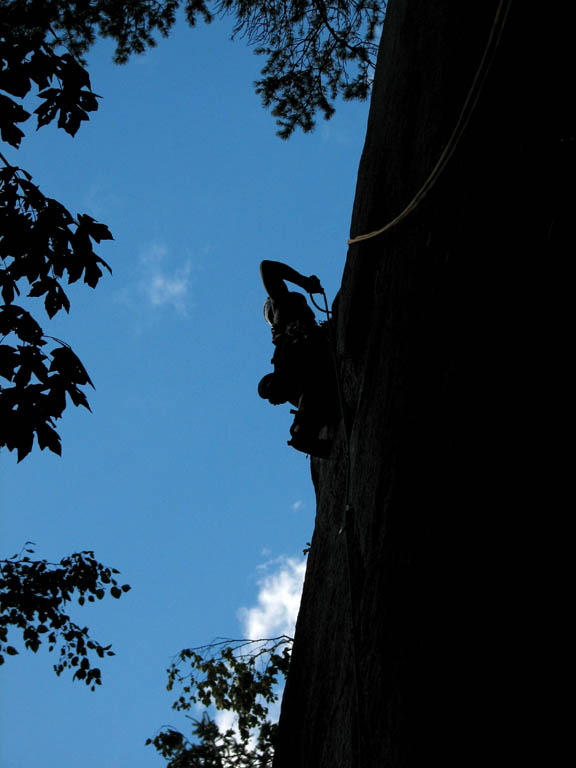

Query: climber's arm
[{"left": 260, "top": 260, "right": 323, "bottom": 300}]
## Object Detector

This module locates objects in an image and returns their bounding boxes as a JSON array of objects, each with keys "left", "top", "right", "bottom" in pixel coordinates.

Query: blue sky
[{"left": 0, "top": 13, "right": 370, "bottom": 767}]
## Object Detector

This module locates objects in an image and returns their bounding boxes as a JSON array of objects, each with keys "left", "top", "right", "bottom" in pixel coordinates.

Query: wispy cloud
[
  {"left": 320, "top": 122, "right": 350, "bottom": 145},
  {"left": 144, "top": 269, "right": 190, "bottom": 312},
  {"left": 138, "top": 243, "right": 192, "bottom": 315},
  {"left": 83, "top": 180, "right": 122, "bottom": 221}
]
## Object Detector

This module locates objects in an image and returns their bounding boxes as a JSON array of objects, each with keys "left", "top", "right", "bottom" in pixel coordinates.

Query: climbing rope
[
  {"left": 309, "top": 292, "right": 330, "bottom": 315},
  {"left": 347, "top": 0, "right": 513, "bottom": 246}
]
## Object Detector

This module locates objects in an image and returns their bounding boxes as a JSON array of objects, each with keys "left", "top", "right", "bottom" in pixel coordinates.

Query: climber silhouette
[{"left": 258, "top": 260, "right": 336, "bottom": 457}]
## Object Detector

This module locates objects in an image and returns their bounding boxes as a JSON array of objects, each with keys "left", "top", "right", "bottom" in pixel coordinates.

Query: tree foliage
[
  {"left": 149, "top": 715, "right": 279, "bottom": 768},
  {"left": 0, "top": 543, "right": 130, "bottom": 689},
  {"left": 2, "top": 0, "right": 386, "bottom": 138},
  {"left": 0, "top": 8, "right": 112, "bottom": 461},
  {"left": 147, "top": 636, "right": 292, "bottom": 767},
  {"left": 189, "top": 0, "right": 386, "bottom": 138}
]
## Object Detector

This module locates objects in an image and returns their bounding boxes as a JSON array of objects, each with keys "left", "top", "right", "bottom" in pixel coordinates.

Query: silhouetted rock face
[{"left": 273, "top": 2, "right": 567, "bottom": 767}]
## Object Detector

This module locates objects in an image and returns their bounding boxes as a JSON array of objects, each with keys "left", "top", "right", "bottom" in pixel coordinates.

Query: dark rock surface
[{"left": 273, "top": 2, "right": 569, "bottom": 766}]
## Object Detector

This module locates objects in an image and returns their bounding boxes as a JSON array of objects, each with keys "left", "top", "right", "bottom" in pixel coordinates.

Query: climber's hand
[{"left": 306, "top": 275, "right": 323, "bottom": 294}]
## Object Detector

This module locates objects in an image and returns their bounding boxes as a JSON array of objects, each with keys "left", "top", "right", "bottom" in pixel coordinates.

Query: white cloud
[
  {"left": 215, "top": 709, "right": 237, "bottom": 734},
  {"left": 291, "top": 500, "right": 304, "bottom": 512},
  {"left": 146, "top": 270, "right": 190, "bottom": 311},
  {"left": 137, "top": 242, "right": 193, "bottom": 315},
  {"left": 239, "top": 556, "right": 306, "bottom": 640}
]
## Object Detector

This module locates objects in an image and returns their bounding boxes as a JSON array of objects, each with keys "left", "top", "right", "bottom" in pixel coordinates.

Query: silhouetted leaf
[
  {"left": 44, "top": 282, "right": 70, "bottom": 318},
  {"left": 0, "top": 345, "right": 18, "bottom": 381},
  {"left": 77, "top": 215, "right": 113, "bottom": 244},
  {"left": 49, "top": 346, "right": 93, "bottom": 387},
  {"left": 0, "top": 305, "right": 44, "bottom": 344},
  {"left": 0, "top": 273, "right": 19, "bottom": 304},
  {"left": 27, "top": 49, "right": 58, "bottom": 91},
  {"left": 33, "top": 88, "right": 60, "bottom": 129},
  {"left": 83, "top": 260, "right": 103, "bottom": 288},
  {"left": 35, "top": 422, "right": 62, "bottom": 455},
  {"left": 0, "top": 94, "right": 30, "bottom": 147},
  {"left": 16, "top": 430, "right": 34, "bottom": 462},
  {"left": 0, "top": 63, "right": 31, "bottom": 98},
  {"left": 27, "top": 281, "right": 50, "bottom": 298}
]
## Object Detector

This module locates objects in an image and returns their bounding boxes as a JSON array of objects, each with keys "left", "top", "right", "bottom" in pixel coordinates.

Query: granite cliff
[{"left": 273, "top": 2, "right": 567, "bottom": 766}]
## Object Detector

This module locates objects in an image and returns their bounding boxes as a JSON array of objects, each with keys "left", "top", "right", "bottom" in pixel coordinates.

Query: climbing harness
[{"left": 347, "top": 0, "right": 513, "bottom": 246}]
